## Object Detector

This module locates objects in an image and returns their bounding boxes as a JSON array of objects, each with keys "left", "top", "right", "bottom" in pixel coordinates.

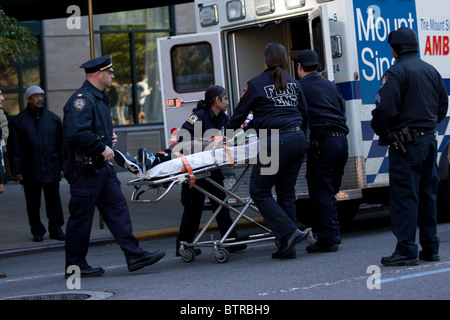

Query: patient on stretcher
[{"left": 113, "top": 137, "right": 231, "bottom": 175}]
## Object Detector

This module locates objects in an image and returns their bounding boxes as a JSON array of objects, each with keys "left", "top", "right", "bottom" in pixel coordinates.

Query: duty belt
[{"left": 279, "top": 126, "right": 302, "bottom": 134}]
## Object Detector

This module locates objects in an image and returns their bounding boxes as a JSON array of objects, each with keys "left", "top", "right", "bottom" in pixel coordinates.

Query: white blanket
[{"left": 143, "top": 139, "right": 258, "bottom": 179}]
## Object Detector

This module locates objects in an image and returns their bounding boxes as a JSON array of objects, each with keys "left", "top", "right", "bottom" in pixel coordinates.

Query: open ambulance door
[
  {"left": 157, "top": 32, "right": 225, "bottom": 148},
  {"left": 309, "top": 4, "right": 334, "bottom": 81}
]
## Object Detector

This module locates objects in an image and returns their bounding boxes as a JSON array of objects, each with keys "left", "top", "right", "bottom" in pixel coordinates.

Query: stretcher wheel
[
  {"left": 181, "top": 247, "right": 196, "bottom": 263},
  {"left": 214, "top": 248, "right": 230, "bottom": 263}
]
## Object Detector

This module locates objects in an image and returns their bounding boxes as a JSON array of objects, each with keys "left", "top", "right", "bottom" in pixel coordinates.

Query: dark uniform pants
[
  {"left": 23, "top": 181, "right": 64, "bottom": 237},
  {"left": 306, "top": 135, "right": 348, "bottom": 246},
  {"left": 63, "top": 160, "right": 144, "bottom": 269},
  {"left": 177, "top": 169, "right": 237, "bottom": 248},
  {"left": 389, "top": 134, "right": 440, "bottom": 257},
  {"left": 250, "top": 130, "right": 308, "bottom": 240}
]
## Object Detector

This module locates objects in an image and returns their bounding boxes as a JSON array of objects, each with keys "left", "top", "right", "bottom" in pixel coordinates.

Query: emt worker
[
  {"left": 227, "top": 42, "right": 310, "bottom": 259},
  {"left": 175, "top": 85, "right": 246, "bottom": 258},
  {"left": 62, "top": 55, "right": 165, "bottom": 277}
]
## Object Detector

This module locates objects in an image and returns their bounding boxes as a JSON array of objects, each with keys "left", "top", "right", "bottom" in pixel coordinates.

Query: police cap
[
  {"left": 297, "top": 49, "right": 319, "bottom": 67},
  {"left": 80, "top": 54, "right": 115, "bottom": 73}
]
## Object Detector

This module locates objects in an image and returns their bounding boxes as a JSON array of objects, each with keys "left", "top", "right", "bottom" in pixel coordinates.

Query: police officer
[
  {"left": 227, "top": 43, "right": 310, "bottom": 259},
  {"left": 371, "top": 27, "right": 448, "bottom": 266},
  {"left": 176, "top": 85, "right": 246, "bottom": 257},
  {"left": 62, "top": 55, "right": 165, "bottom": 277},
  {"left": 296, "top": 50, "right": 349, "bottom": 253}
]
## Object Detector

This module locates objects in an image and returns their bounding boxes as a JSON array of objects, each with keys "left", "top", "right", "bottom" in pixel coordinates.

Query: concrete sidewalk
[{"left": 0, "top": 170, "right": 262, "bottom": 258}]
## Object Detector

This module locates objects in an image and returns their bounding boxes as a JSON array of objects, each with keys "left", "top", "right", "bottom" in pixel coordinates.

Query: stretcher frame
[{"left": 127, "top": 162, "right": 280, "bottom": 263}]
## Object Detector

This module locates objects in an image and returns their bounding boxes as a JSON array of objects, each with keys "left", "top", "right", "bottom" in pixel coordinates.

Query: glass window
[
  {"left": 171, "top": 42, "right": 215, "bottom": 93},
  {"left": 94, "top": 7, "right": 172, "bottom": 126}
]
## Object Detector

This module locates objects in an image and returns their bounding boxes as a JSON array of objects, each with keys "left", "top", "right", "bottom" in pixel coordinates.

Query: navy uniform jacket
[
  {"left": 181, "top": 107, "right": 228, "bottom": 140},
  {"left": 227, "top": 67, "right": 308, "bottom": 131},
  {"left": 372, "top": 53, "right": 448, "bottom": 137},
  {"left": 300, "top": 72, "right": 349, "bottom": 138},
  {"left": 63, "top": 80, "right": 113, "bottom": 155},
  {"left": 8, "top": 105, "right": 63, "bottom": 184}
]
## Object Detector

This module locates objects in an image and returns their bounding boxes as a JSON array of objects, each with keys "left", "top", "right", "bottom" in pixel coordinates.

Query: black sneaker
[
  {"left": 114, "top": 150, "right": 140, "bottom": 174},
  {"left": 127, "top": 250, "right": 165, "bottom": 272},
  {"left": 137, "top": 147, "right": 154, "bottom": 172},
  {"left": 381, "top": 253, "right": 418, "bottom": 266}
]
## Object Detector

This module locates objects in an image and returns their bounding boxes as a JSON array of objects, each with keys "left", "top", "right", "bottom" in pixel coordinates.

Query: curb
[{"left": 0, "top": 217, "right": 266, "bottom": 258}]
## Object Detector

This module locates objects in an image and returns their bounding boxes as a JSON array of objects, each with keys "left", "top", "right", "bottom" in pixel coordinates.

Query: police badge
[{"left": 73, "top": 98, "right": 86, "bottom": 111}]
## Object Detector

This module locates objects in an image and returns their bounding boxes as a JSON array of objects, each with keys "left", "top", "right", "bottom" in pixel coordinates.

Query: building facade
[{"left": 0, "top": 3, "right": 196, "bottom": 155}]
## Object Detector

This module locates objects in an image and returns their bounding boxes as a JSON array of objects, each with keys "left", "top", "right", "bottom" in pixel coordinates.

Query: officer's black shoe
[
  {"left": 381, "top": 253, "right": 418, "bottom": 266},
  {"left": 32, "top": 234, "right": 44, "bottom": 242},
  {"left": 272, "top": 229, "right": 307, "bottom": 259},
  {"left": 114, "top": 149, "right": 140, "bottom": 174},
  {"left": 49, "top": 229, "right": 66, "bottom": 241},
  {"left": 419, "top": 250, "right": 440, "bottom": 261},
  {"left": 128, "top": 249, "right": 165, "bottom": 272},
  {"left": 65, "top": 266, "right": 105, "bottom": 279},
  {"left": 306, "top": 242, "right": 339, "bottom": 253}
]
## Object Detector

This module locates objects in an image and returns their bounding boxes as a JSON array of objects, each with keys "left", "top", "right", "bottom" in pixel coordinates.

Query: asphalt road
[{"left": 1, "top": 210, "right": 449, "bottom": 308}]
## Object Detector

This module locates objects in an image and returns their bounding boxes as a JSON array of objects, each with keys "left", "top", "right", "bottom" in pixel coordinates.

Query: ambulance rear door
[
  {"left": 157, "top": 32, "right": 225, "bottom": 148},
  {"left": 309, "top": 4, "right": 334, "bottom": 81}
]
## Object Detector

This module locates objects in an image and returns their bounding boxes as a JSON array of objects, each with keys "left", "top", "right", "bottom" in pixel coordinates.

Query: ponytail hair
[
  {"left": 194, "top": 85, "right": 227, "bottom": 111},
  {"left": 264, "top": 42, "right": 288, "bottom": 92}
]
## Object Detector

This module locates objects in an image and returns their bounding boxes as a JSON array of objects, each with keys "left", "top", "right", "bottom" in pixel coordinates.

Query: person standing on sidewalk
[
  {"left": 0, "top": 88, "right": 5, "bottom": 278},
  {"left": 8, "top": 85, "right": 65, "bottom": 243},
  {"left": 62, "top": 55, "right": 165, "bottom": 278}
]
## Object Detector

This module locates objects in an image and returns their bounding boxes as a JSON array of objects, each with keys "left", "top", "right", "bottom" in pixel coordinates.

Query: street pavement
[{"left": 0, "top": 168, "right": 256, "bottom": 257}]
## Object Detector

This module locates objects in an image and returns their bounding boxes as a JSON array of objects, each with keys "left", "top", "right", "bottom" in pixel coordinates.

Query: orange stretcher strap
[{"left": 173, "top": 152, "right": 195, "bottom": 187}]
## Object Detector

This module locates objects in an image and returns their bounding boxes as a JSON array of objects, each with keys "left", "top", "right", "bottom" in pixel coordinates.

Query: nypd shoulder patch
[
  {"left": 381, "top": 75, "right": 388, "bottom": 87},
  {"left": 73, "top": 98, "right": 86, "bottom": 111}
]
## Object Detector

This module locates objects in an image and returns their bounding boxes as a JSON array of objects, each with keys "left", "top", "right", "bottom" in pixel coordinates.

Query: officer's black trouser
[
  {"left": 176, "top": 169, "right": 238, "bottom": 249},
  {"left": 306, "top": 135, "right": 348, "bottom": 246},
  {"left": 250, "top": 130, "right": 308, "bottom": 240},
  {"left": 63, "top": 160, "right": 144, "bottom": 269},
  {"left": 23, "top": 181, "right": 64, "bottom": 237},
  {"left": 388, "top": 134, "right": 440, "bottom": 257}
]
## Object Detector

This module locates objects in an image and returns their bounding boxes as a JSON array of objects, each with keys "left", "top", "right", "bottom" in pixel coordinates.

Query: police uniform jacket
[
  {"left": 227, "top": 67, "right": 308, "bottom": 131},
  {"left": 372, "top": 52, "right": 448, "bottom": 137},
  {"left": 63, "top": 80, "right": 113, "bottom": 155},
  {"left": 300, "top": 72, "right": 349, "bottom": 139},
  {"left": 181, "top": 107, "right": 228, "bottom": 140},
  {"left": 8, "top": 105, "right": 63, "bottom": 184}
]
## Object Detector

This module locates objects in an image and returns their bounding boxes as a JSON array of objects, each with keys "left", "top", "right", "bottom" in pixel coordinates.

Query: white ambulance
[{"left": 157, "top": 0, "right": 450, "bottom": 223}]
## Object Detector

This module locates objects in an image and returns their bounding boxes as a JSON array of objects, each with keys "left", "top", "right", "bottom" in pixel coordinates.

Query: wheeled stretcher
[{"left": 126, "top": 139, "right": 313, "bottom": 263}]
